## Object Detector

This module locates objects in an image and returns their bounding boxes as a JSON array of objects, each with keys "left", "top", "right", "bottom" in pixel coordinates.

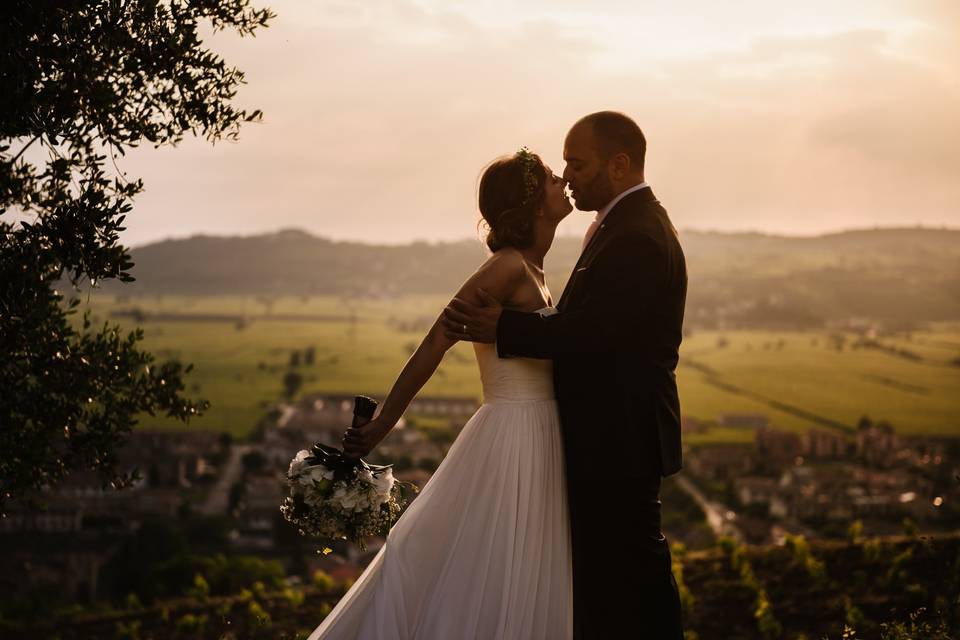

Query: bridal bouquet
[{"left": 280, "top": 442, "right": 407, "bottom": 551}]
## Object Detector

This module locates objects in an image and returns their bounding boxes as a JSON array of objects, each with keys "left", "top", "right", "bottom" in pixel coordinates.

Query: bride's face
[{"left": 539, "top": 165, "right": 574, "bottom": 223}]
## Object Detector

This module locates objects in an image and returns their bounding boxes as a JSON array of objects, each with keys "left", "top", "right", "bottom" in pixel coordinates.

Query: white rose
[
  {"left": 372, "top": 469, "right": 394, "bottom": 496},
  {"left": 296, "top": 464, "right": 332, "bottom": 488},
  {"left": 308, "top": 465, "right": 335, "bottom": 482},
  {"left": 334, "top": 486, "right": 359, "bottom": 510},
  {"left": 288, "top": 450, "right": 311, "bottom": 478},
  {"left": 355, "top": 492, "right": 371, "bottom": 511}
]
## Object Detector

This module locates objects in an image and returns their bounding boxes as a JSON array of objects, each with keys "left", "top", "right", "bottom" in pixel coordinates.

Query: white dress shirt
[
  {"left": 581, "top": 182, "right": 649, "bottom": 251},
  {"left": 596, "top": 181, "right": 649, "bottom": 226}
]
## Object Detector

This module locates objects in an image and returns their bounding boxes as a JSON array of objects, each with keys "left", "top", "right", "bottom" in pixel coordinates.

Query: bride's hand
[{"left": 342, "top": 417, "right": 391, "bottom": 459}]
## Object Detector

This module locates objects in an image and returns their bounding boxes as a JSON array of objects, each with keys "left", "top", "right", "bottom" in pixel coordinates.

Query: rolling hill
[{"left": 95, "top": 227, "right": 960, "bottom": 327}]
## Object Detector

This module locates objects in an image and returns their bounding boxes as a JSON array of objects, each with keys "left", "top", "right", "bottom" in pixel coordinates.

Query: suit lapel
[
  {"left": 557, "top": 227, "right": 602, "bottom": 310},
  {"left": 557, "top": 186, "right": 656, "bottom": 310}
]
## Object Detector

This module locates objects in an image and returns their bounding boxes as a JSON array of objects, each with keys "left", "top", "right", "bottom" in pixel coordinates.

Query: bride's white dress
[{"left": 309, "top": 325, "right": 572, "bottom": 639}]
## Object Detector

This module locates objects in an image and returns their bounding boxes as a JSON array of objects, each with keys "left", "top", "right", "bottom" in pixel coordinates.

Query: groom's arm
[{"left": 497, "top": 232, "right": 665, "bottom": 359}]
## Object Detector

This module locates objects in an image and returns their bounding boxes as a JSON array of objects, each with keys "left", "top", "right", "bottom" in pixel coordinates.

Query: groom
[{"left": 443, "top": 111, "right": 686, "bottom": 639}]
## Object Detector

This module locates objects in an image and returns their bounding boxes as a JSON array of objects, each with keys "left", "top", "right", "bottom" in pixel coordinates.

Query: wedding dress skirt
[{"left": 309, "top": 339, "right": 572, "bottom": 639}]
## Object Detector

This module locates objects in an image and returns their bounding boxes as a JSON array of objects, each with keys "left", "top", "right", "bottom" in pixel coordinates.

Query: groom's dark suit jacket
[{"left": 497, "top": 186, "right": 686, "bottom": 478}]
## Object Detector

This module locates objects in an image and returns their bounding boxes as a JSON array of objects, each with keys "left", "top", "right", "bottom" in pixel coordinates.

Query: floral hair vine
[{"left": 515, "top": 146, "right": 540, "bottom": 206}]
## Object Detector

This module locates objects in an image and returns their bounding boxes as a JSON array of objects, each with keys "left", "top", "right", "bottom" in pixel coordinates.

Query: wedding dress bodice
[{"left": 474, "top": 307, "right": 555, "bottom": 403}]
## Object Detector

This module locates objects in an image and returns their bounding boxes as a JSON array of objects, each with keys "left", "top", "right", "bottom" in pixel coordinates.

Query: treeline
[
  {"left": 2, "top": 526, "right": 956, "bottom": 639},
  {"left": 92, "top": 227, "right": 960, "bottom": 326}
]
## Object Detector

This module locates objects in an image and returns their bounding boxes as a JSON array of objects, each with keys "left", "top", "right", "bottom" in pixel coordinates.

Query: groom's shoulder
[
  {"left": 619, "top": 207, "right": 665, "bottom": 242},
  {"left": 623, "top": 198, "right": 676, "bottom": 242},
  {"left": 604, "top": 212, "right": 678, "bottom": 267}
]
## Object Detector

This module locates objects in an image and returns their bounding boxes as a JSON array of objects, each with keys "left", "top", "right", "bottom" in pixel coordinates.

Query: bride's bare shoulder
[
  {"left": 481, "top": 247, "right": 525, "bottom": 271},
  {"left": 457, "top": 248, "right": 526, "bottom": 302}
]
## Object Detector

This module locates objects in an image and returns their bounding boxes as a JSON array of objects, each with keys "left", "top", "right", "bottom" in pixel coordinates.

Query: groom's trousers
[{"left": 566, "top": 465, "right": 683, "bottom": 640}]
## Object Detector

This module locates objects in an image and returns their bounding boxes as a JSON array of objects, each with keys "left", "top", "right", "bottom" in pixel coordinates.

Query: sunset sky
[{"left": 114, "top": 0, "right": 959, "bottom": 246}]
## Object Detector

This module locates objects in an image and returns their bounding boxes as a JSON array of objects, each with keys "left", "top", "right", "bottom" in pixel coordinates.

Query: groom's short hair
[{"left": 576, "top": 111, "right": 646, "bottom": 172}]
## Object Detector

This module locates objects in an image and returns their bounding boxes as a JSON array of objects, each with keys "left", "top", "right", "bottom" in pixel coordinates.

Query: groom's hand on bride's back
[{"left": 441, "top": 289, "right": 502, "bottom": 343}]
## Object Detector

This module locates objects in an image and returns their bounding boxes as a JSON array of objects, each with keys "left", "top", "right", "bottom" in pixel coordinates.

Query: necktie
[{"left": 581, "top": 218, "right": 601, "bottom": 252}]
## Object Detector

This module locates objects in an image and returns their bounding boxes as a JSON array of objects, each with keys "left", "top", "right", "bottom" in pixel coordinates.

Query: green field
[
  {"left": 77, "top": 294, "right": 478, "bottom": 436},
  {"left": 679, "top": 328, "right": 960, "bottom": 440},
  {"left": 74, "top": 294, "right": 960, "bottom": 441}
]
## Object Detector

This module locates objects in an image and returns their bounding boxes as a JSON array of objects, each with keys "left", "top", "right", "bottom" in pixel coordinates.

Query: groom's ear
[{"left": 609, "top": 152, "right": 632, "bottom": 180}]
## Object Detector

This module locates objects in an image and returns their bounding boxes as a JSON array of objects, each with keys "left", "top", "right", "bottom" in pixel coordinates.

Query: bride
[{"left": 308, "top": 148, "right": 575, "bottom": 639}]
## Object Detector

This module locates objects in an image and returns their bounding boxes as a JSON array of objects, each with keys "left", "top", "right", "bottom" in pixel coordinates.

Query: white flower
[
  {"left": 365, "top": 469, "right": 394, "bottom": 507},
  {"left": 304, "top": 489, "right": 325, "bottom": 507},
  {"left": 308, "top": 465, "right": 335, "bottom": 482},
  {"left": 295, "top": 464, "right": 333, "bottom": 489},
  {"left": 333, "top": 486, "right": 359, "bottom": 510},
  {"left": 372, "top": 468, "right": 394, "bottom": 496},
  {"left": 354, "top": 492, "right": 371, "bottom": 511},
  {"left": 288, "top": 450, "right": 311, "bottom": 478}
]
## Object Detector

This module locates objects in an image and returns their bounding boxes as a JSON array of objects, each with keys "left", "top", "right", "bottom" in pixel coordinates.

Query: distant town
[
  {"left": 681, "top": 414, "right": 956, "bottom": 544},
  {"left": 4, "top": 392, "right": 957, "bottom": 607}
]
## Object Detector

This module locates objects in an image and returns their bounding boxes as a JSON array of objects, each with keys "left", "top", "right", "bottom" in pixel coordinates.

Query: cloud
[
  {"left": 123, "top": 0, "right": 608, "bottom": 245},
  {"left": 604, "top": 27, "right": 960, "bottom": 233},
  {"left": 100, "top": 0, "right": 960, "bottom": 246}
]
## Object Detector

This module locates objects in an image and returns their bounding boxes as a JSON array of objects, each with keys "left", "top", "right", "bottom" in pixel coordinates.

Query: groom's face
[{"left": 562, "top": 124, "right": 615, "bottom": 213}]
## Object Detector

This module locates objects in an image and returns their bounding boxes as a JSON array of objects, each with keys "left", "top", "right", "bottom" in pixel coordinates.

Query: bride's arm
[{"left": 342, "top": 250, "right": 525, "bottom": 459}]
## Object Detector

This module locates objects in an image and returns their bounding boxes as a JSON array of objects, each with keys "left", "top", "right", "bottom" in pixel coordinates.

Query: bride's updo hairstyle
[{"left": 478, "top": 148, "right": 548, "bottom": 252}]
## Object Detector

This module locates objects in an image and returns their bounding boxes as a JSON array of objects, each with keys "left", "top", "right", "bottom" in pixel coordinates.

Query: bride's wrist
[{"left": 375, "top": 409, "right": 400, "bottom": 431}]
